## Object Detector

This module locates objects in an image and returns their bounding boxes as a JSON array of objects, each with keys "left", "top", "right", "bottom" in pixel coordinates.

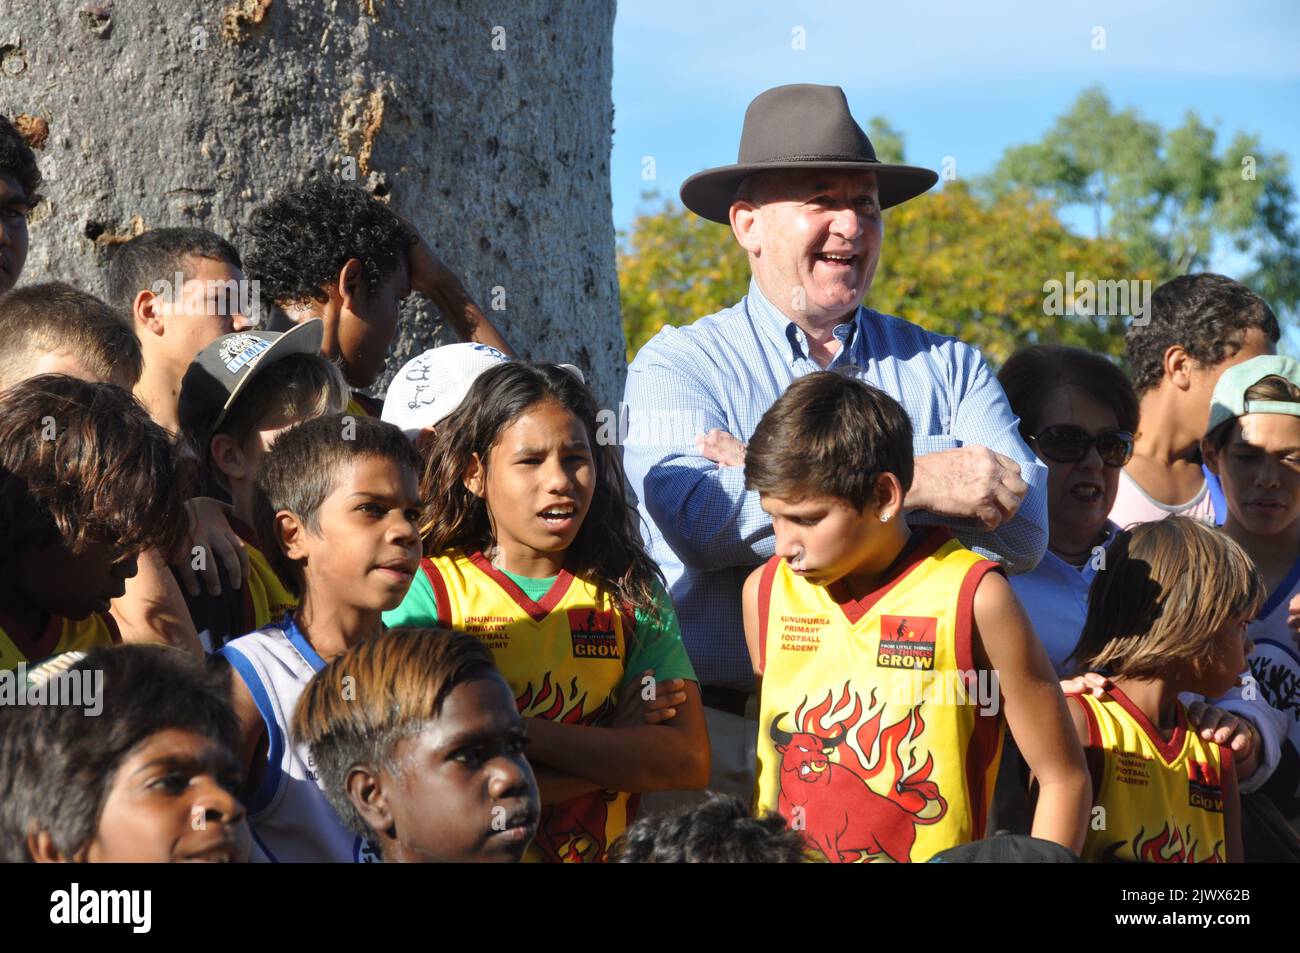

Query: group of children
[{"left": 0, "top": 113, "right": 1298, "bottom": 863}]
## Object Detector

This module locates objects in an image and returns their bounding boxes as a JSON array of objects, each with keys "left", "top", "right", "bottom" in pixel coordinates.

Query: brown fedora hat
[{"left": 680, "top": 84, "right": 938, "bottom": 224}]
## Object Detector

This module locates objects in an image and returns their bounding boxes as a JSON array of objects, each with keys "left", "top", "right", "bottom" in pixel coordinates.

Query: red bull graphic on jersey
[{"left": 769, "top": 683, "right": 947, "bottom": 863}]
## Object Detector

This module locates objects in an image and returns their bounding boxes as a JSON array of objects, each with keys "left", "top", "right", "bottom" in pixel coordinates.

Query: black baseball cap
[
  {"left": 928, "top": 833, "right": 1081, "bottom": 863},
  {"left": 178, "top": 319, "right": 325, "bottom": 444}
]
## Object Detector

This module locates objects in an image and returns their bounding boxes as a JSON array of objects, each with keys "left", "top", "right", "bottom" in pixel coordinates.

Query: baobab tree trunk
[{"left": 3, "top": 0, "right": 624, "bottom": 407}]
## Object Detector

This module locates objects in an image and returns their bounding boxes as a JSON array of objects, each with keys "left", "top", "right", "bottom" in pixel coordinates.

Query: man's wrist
[{"left": 903, "top": 454, "right": 932, "bottom": 512}]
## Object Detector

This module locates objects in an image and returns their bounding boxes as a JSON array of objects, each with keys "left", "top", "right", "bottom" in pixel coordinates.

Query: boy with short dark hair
[
  {"left": 0, "top": 376, "right": 185, "bottom": 670},
  {"left": 293, "top": 627, "right": 540, "bottom": 863},
  {"left": 0, "top": 281, "right": 142, "bottom": 391},
  {"left": 243, "top": 180, "right": 513, "bottom": 415},
  {"left": 218, "top": 413, "right": 424, "bottom": 861},
  {"left": 609, "top": 793, "right": 806, "bottom": 863},
  {"left": 0, "top": 114, "right": 41, "bottom": 296},
  {"left": 0, "top": 643, "right": 250, "bottom": 862},
  {"left": 176, "top": 321, "right": 348, "bottom": 650},
  {"left": 107, "top": 226, "right": 257, "bottom": 436},
  {"left": 1114, "top": 273, "right": 1278, "bottom": 526},
  {"left": 742, "top": 371, "right": 1089, "bottom": 862}
]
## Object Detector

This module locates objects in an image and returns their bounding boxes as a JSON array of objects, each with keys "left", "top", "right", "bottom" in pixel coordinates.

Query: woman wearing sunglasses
[{"left": 997, "top": 346, "right": 1137, "bottom": 674}]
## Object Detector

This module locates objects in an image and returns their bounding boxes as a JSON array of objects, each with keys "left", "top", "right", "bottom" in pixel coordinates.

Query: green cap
[{"left": 1206, "top": 354, "right": 1300, "bottom": 435}]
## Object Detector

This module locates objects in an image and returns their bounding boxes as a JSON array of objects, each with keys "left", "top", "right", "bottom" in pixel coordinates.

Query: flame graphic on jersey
[
  {"left": 769, "top": 681, "right": 947, "bottom": 863},
  {"left": 1105, "top": 823, "right": 1224, "bottom": 864},
  {"left": 515, "top": 672, "right": 611, "bottom": 725},
  {"left": 515, "top": 672, "right": 618, "bottom": 862}
]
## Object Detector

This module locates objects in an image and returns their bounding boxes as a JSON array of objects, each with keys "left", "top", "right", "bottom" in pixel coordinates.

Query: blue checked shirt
[{"left": 621, "top": 278, "right": 1048, "bottom": 690}]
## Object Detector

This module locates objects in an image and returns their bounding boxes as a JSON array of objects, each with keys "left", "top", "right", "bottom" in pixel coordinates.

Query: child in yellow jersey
[
  {"left": 176, "top": 320, "right": 348, "bottom": 651},
  {"left": 384, "top": 361, "right": 710, "bottom": 862},
  {"left": 0, "top": 376, "right": 185, "bottom": 671},
  {"left": 742, "top": 372, "right": 1090, "bottom": 863},
  {"left": 1066, "top": 517, "right": 1261, "bottom": 862}
]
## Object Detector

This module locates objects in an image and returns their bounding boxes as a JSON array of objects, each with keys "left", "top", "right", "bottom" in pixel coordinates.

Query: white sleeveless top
[
  {"left": 1108, "top": 467, "right": 1217, "bottom": 528},
  {"left": 220, "top": 617, "right": 380, "bottom": 863}
]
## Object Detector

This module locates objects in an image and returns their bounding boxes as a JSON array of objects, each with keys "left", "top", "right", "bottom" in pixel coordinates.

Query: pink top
[{"left": 1107, "top": 467, "right": 1216, "bottom": 529}]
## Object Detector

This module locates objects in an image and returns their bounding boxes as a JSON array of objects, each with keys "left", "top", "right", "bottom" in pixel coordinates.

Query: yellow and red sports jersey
[
  {"left": 345, "top": 392, "right": 382, "bottom": 419},
  {"left": 755, "top": 527, "right": 1004, "bottom": 863},
  {"left": 0, "top": 609, "right": 121, "bottom": 671},
  {"left": 1071, "top": 688, "right": 1230, "bottom": 863},
  {"left": 418, "top": 551, "right": 636, "bottom": 863}
]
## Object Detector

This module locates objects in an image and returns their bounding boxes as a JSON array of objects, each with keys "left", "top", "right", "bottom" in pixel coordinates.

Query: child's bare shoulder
[{"left": 971, "top": 564, "right": 1024, "bottom": 626}]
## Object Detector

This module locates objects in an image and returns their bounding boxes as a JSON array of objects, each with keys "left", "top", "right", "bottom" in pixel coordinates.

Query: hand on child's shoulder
[
  {"left": 1186, "top": 702, "right": 1258, "bottom": 767},
  {"left": 1059, "top": 672, "right": 1110, "bottom": 698}
]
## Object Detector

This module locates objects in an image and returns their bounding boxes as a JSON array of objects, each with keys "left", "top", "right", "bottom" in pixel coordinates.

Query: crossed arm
[{"left": 623, "top": 347, "right": 1048, "bottom": 577}]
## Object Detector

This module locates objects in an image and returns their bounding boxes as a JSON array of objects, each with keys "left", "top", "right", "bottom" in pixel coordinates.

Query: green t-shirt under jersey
[{"left": 383, "top": 569, "right": 697, "bottom": 687}]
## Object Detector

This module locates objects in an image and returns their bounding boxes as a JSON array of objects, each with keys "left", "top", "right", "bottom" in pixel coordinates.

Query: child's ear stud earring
[{"left": 879, "top": 512, "right": 892, "bottom": 523}]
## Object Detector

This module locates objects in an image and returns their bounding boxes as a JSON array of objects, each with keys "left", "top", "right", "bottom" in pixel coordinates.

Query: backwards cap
[{"left": 1206, "top": 354, "right": 1300, "bottom": 436}]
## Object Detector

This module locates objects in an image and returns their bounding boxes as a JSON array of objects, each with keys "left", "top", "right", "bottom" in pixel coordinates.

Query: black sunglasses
[{"left": 1029, "top": 425, "right": 1134, "bottom": 467}]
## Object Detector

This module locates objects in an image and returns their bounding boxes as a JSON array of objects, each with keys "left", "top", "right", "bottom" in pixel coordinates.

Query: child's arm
[
  {"left": 524, "top": 682, "right": 710, "bottom": 794},
  {"left": 974, "top": 570, "right": 1090, "bottom": 853},
  {"left": 742, "top": 564, "right": 765, "bottom": 683},
  {"left": 528, "top": 673, "right": 690, "bottom": 804},
  {"left": 1222, "top": 752, "right": 1243, "bottom": 863},
  {"left": 111, "top": 548, "right": 203, "bottom": 655},
  {"left": 406, "top": 226, "right": 515, "bottom": 357},
  {"left": 531, "top": 769, "right": 602, "bottom": 804}
]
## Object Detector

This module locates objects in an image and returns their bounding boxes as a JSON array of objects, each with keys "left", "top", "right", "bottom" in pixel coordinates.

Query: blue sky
[{"left": 610, "top": 0, "right": 1300, "bottom": 346}]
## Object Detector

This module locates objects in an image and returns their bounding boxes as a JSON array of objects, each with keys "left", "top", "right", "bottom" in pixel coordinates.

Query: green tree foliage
[
  {"left": 617, "top": 193, "right": 749, "bottom": 360},
  {"left": 987, "top": 86, "right": 1299, "bottom": 313},
  {"left": 867, "top": 181, "right": 1157, "bottom": 365}
]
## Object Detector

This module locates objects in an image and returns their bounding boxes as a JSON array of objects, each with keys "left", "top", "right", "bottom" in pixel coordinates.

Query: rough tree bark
[{"left": 2, "top": 0, "right": 625, "bottom": 407}]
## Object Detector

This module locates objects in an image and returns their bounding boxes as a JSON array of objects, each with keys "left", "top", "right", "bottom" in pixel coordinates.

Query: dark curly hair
[
  {"left": 419, "top": 362, "right": 665, "bottom": 620},
  {"left": 0, "top": 114, "right": 41, "bottom": 200},
  {"left": 0, "top": 644, "right": 241, "bottom": 862},
  {"left": 608, "top": 793, "right": 807, "bottom": 863},
  {"left": 1126, "top": 274, "right": 1279, "bottom": 397},
  {"left": 243, "top": 181, "right": 414, "bottom": 307}
]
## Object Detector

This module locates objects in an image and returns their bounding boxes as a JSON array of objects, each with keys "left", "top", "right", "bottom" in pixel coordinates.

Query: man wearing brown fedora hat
[{"left": 623, "top": 84, "right": 1048, "bottom": 808}]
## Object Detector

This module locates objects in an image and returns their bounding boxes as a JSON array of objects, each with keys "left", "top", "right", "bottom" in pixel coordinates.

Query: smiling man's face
[
  {"left": 731, "top": 170, "right": 883, "bottom": 327},
  {"left": 0, "top": 171, "right": 32, "bottom": 296}
]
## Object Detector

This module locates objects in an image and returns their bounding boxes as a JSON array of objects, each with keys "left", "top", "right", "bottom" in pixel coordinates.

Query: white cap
[{"left": 382, "top": 343, "right": 511, "bottom": 439}]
